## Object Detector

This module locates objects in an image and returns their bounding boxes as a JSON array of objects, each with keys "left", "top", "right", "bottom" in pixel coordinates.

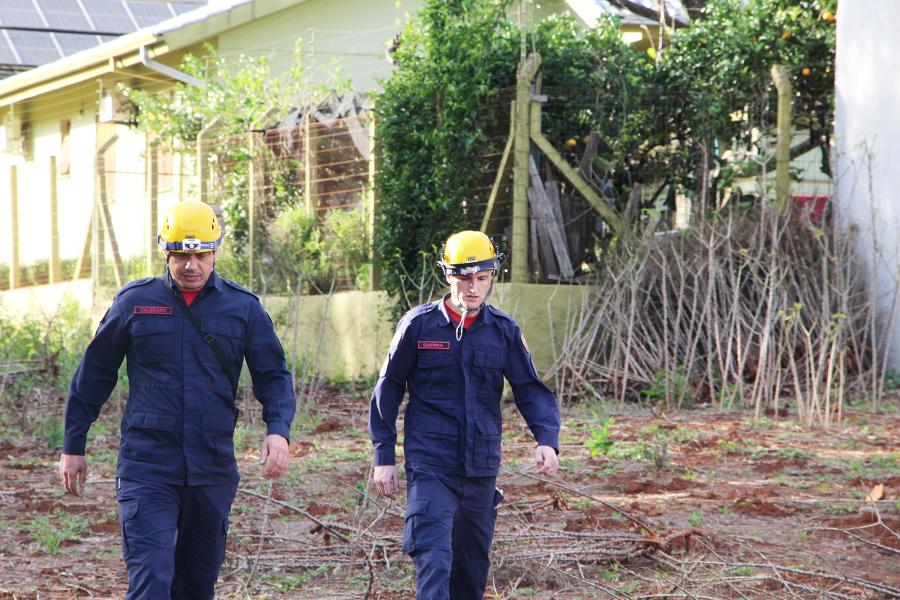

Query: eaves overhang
[{"left": 0, "top": 0, "right": 307, "bottom": 109}]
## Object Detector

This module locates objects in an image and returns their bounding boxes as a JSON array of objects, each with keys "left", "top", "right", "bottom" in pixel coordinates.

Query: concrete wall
[
  {"left": 265, "top": 282, "right": 590, "bottom": 380},
  {"left": 0, "top": 280, "right": 589, "bottom": 380},
  {"left": 834, "top": 1, "right": 900, "bottom": 368}
]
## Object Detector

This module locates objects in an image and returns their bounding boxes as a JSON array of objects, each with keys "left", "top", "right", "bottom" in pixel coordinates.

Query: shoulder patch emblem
[{"left": 418, "top": 340, "right": 450, "bottom": 351}]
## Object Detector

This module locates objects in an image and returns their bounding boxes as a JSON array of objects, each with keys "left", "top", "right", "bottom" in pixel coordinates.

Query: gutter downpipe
[{"left": 139, "top": 45, "right": 201, "bottom": 86}]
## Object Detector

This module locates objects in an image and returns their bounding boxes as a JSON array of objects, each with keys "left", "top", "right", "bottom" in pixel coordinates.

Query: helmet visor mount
[
  {"left": 158, "top": 234, "right": 222, "bottom": 253},
  {"left": 442, "top": 257, "right": 500, "bottom": 277}
]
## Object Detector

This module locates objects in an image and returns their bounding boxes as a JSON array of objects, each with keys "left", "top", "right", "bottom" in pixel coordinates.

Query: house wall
[
  {"left": 216, "top": 0, "right": 420, "bottom": 93},
  {"left": 0, "top": 95, "right": 99, "bottom": 271},
  {"left": 834, "top": 1, "right": 900, "bottom": 369}
]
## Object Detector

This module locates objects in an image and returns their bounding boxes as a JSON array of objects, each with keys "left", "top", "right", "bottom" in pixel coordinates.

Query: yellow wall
[
  {"left": 264, "top": 282, "right": 590, "bottom": 380},
  {"left": 217, "top": 0, "right": 420, "bottom": 93},
  {"left": 0, "top": 280, "right": 590, "bottom": 381}
]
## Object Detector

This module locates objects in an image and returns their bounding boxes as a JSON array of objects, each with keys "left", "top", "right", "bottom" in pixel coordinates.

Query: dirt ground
[{"left": 0, "top": 389, "right": 897, "bottom": 599}]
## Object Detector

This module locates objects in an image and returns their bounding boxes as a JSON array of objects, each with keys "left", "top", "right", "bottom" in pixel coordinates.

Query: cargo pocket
[
  {"left": 201, "top": 415, "right": 235, "bottom": 464},
  {"left": 473, "top": 420, "right": 501, "bottom": 469},
  {"left": 121, "top": 411, "right": 177, "bottom": 464},
  {"left": 132, "top": 319, "right": 176, "bottom": 364},
  {"left": 412, "top": 413, "right": 460, "bottom": 468},
  {"left": 118, "top": 497, "right": 140, "bottom": 560},
  {"left": 474, "top": 351, "right": 504, "bottom": 400},
  {"left": 403, "top": 497, "right": 455, "bottom": 557},
  {"left": 415, "top": 352, "right": 454, "bottom": 398}
]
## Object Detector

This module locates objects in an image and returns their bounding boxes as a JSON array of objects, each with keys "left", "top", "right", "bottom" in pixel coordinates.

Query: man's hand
[
  {"left": 373, "top": 464, "right": 400, "bottom": 498},
  {"left": 260, "top": 434, "right": 290, "bottom": 479},
  {"left": 59, "top": 453, "right": 88, "bottom": 496},
  {"left": 535, "top": 445, "right": 559, "bottom": 476}
]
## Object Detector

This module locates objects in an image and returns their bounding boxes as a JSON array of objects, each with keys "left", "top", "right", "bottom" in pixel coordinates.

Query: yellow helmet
[
  {"left": 158, "top": 200, "right": 223, "bottom": 253},
  {"left": 438, "top": 230, "right": 504, "bottom": 275}
]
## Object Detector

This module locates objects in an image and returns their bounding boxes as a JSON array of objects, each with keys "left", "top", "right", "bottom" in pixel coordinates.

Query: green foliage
[
  {"left": 375, "top": 0, "right": 519, "bottom": 313},
  {"left": 642, "top": 366, "right": 694, "bottom": 408},
  {"left": 375, "top": 0, "right": 836, "bottom": 310},
  {"left": 688, "top": 509, "right": 704, "bottom": 527},
  {"left": 25, "top": 511, "right": 90, "bottom": 554},
  {"left": 34, "top": 417, "right": 64, "bottom": 450},
  {"left": 659, "top": 0, "right": 837, "bottom": 184},
  {"left": 124, "top": 45, "right": 364, "bottom": 293},
  {"left": 584, "top": 417, "right": 616, "bottom": 457},
  {"left": 0, "top": 301, "right": 92, "bottom": 397}
]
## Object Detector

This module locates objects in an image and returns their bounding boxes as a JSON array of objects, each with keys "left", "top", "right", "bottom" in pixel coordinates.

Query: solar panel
[
  {"left": 7, "top": 30, "right": 61, "bottom": 66},
  {"left": 171, "top": 3, "right": 200, "bottom": 16},
  {"left": 0, "top": 0, "right": 202, "bottom": 74},
  {"left": 80, "top": 0, "right": 136, "bottom": 33},
  {"left": 34, "top": 0, "right": 91, "bottom": 31},
  {"left": 55, "top": 32, "right": 101, "bottom": 55},
  {"left": 0, "top": 35, "right": 20, "bottom": 66},
  {"left": 127, "top": 1, "right": 172, "bottom": 28},
  {"left": 0, "top": 0, "right": 47, "bottom": 29}
]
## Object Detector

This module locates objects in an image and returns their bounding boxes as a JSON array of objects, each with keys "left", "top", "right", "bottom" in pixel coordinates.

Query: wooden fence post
[
  {"left": 365, "top": 114, "right": 379, "bottom": 291},
  {"left": 146, "top": 137, "right": 158, "bottom": 275},
  {"left": 95, "top": 135, "right": 124, "bottom": 287},
  {"left": 771, "top": 64, "right": 792, "bottom": 212},
  {"left": 248, "top": 107, "right": 277, "bottom": 290},
  {"left": 304, "top": 110, "right": 318, "bottom": 215},
  {"left": 512, "top": 52, "right": 541, "bottom": 283},
  {"left": 196, "top": 116, "right": 221, "bottom": 204},
  {"left": 8, "top": 166, "right": 21, "bottom": 289}
]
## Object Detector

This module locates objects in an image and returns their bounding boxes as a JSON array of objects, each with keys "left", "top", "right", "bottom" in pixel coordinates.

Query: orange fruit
[
  {"left": 801, "top": 67, "right": 811, "bottom": 77},
  {"left": 822, "top": 10, "right": 835, "bottom": 22},
  {"left": 564, "top": 138, "right": 577, "bottom": 150},
  {"left": 781, "top": 30, "right": 792, "bottom": 40}
]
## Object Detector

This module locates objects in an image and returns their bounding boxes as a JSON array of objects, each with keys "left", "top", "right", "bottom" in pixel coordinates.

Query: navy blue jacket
[
  {"left": 369, "top": 298, "right": 560, "bottom": 477},
  {"left": 63, "top": 270, "right": 295, "bottom": 486}
]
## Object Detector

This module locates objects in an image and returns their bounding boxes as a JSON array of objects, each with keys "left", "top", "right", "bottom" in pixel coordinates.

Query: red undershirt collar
[
  {"left": 444, "top": 299, "right": 478, "bottom": 329},
  {"left": 181, "top": 289, "right": 200, "bottom": 306}
]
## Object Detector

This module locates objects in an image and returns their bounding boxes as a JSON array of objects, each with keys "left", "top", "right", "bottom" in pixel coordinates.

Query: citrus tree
[{"left": 375, "top": 0, "right": 836, "bottom": 308}]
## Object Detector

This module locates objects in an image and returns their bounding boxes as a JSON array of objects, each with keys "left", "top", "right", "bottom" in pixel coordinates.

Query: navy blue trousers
[
  {"left": 403, "top": 468, "right": 501, "bottom": 600},
  {"left": 116, "top": 478, "right": 238, "bottom": 599}
]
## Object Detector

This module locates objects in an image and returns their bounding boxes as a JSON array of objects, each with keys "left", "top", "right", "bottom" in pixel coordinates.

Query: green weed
[
  {"left": 24, "top": 512, "right": 90, "bottom": 554},
  {"left": 688, "top": 509, "right": 703, "bottom": 527},
  {"left": 584, "top": 417, "right": 615, "bottom": 457}
]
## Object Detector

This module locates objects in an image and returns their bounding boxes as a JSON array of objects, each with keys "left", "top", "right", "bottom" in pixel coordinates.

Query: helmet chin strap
[{"left": 450, "top": 283, "right": 491, "bottom": 342}]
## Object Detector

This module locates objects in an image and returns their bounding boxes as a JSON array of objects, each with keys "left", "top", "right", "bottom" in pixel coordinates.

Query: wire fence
[{"left": 1, "top": 76, "right": 833, "bottom": 293}]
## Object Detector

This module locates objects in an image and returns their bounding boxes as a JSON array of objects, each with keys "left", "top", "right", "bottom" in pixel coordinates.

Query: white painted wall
[{"left": 834, "top": 1, "right": 900, "bottom": 368}]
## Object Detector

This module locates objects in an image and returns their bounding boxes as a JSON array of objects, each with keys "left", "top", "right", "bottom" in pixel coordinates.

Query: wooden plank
[
  {"left": 529, "top": 102, "right": 626, "bottom": 237},
  {"left": 481, "top": 100, "right": 516, "bottom": 233},
  {"left": 528, "top": 157, "right": 573, "bottom": 279},
  {"left": 528, "top": 186, "right": 559, "bottom": 279},
  {"left": 72, "top": 221, "right": 92, "bottom": 282},
  {"left": 529, "top": 208, "right": 541, "bottom": 278}
]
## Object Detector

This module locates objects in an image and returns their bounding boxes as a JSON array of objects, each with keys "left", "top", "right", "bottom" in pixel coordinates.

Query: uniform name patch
[
  {"left": 134, "top": 306, "right": 173, "bottom": 315},
  {"left": 418, "top": 340, "right": 450, "bottom": 350}
]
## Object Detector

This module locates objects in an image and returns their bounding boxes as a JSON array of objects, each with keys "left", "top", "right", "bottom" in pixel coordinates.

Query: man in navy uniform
[
  {"left": 369, "top": 230, "right": 561, "bottom": 599},
  {"left": 59, "top": 200, "right": 296, "bottom": 599}
]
